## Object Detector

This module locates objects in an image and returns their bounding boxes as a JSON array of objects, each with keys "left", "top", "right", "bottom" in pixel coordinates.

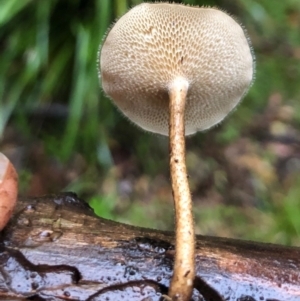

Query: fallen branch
[{"left": 0, "top": 193, "right": 299, "bottom": 301}]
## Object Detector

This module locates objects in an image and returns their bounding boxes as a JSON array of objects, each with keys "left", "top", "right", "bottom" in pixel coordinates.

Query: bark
[{"left": 0, "top": 193, "right": 300, "bottom": 301}]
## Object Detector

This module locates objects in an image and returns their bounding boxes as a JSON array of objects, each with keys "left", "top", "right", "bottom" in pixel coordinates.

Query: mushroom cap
[{"left": 100, "top": 3, "right": 254, "bottom": 136}]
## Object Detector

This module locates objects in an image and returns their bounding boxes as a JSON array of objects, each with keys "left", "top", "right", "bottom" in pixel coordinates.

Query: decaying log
[{"left": 0, "top": 193, "right": 299, "bottom": 301}]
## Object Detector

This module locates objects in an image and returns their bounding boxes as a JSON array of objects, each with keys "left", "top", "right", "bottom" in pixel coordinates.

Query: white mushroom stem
[{"left": 168, "top": 78, "right": 195, "bottom": 301}]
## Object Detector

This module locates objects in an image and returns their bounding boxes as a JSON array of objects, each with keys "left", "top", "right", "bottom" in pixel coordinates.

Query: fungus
[
  {"left": 0, "top": 153, "right": 18, "bottom": 231},
  {"left": 99, "top": 3, "right": 254, "bottom": 301}
]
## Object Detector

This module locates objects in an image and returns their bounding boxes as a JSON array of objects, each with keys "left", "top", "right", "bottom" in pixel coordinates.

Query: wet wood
[{"left": 0, "top": 193, "right": 299, "bottom": 301}]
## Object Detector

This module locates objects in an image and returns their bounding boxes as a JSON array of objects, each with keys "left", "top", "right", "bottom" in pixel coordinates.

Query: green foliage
[
  {"left": 1, "top": 0, "right": 114, "bottom": 164},
  {"left": 90, "top": 195, "right": 117, "bottom": 220},
  {"left": 270, "top": 180, "right": 300, "bottom": 245}
]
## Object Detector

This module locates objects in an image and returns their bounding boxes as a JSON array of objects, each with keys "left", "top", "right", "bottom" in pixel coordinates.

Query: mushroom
[
  {"left": 0, "top": 153, "right": 18, "bottom": 231},
  {"left": 99, "top": 3, "right": 254, "bottom": 301}
]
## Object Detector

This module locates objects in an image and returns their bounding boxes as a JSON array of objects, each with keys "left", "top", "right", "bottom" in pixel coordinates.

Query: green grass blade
[
  {"left": 0, "top": 0, "right": 31, "bottom": 26},
  {"left": 62, "top": 26, "right": 90, "bottom": 160}
]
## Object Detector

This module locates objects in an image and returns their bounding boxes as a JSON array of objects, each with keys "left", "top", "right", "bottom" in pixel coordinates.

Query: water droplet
[
  {"left": 54, "top": 197, "right": 63, "bottom": 205},
  {"left": 64, "top": 291, "right": 70, "bottom": 297},
  {"left": 133, "top": 286, "right": 140, "bottom": 293},
  {"left": 51, "top": 230, "right": 63, "bottom": 241},
  {"left": 31, "top": 282, "right": 39, "bottom": 290},
  {"left": 138, "top": 242, "right": 152, "bottom": 251},
  {"left": 30, "top": 272, "right": 37, "bottom": 279},
  {"left": 154, "top": 246, "right": 166, "bottom": 254},
  {"left": 31, "top": 230, "right": 54, "bottom": 242},
  {"left": 17, "top": 217, "right": 31, "bottom": 226},
  {"left": 124, "top": 266, "right": 139, "bottom": 277},
  {"left": 25, "top": 205, "right": 36, "bottom": 213},
  {"left": 39, "top": 230, "right": 52, "bottom": 238}
]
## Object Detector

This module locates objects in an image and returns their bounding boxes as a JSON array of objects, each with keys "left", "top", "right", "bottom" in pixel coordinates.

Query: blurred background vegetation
[{"left": 1, "top": 0, "right": 300, "bottom": 245}]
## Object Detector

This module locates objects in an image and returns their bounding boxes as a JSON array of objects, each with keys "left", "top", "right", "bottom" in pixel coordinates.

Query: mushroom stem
[{"left": 168, "top": 78, "right": 195, "bottom": 301}]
